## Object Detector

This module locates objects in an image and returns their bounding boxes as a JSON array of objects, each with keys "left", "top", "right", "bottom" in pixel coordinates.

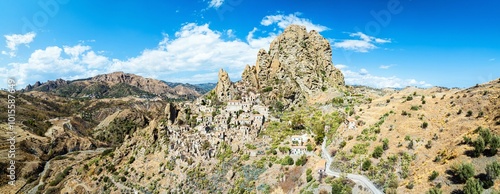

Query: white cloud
[
  {"left": 207, "top": 0, "right": 224, "bottom": 8},
  {"left": 246, "top": 27, "right": 276, "bottom": 50},
  {"left": 489, "top": 58, "right": 495, "bottom": 61},
  {"left": 334, "top": 64, "right": 348, "bottom": 70},
  {"left": 3, "top": 17, "right": 335, "bottom": 88},
  {"left": 63, "top": 44, "right": 91, "bottom": 58},
  {"left": 261, "top": 12, "right": 329, "bottom": 32},
  {"left": 0, "top": 44, "right": 109, "bottom": 88},
  {"left": 338, "top": 65, "right": 431, "bottom": 88},
  {"left": 3, "top": 32, "right": 36, "bottom": 57},
  {"left": 108, "top": 23, "right": 264, "bottom": 81},
  {"left": 332, "top": 32, "right": 390, "bottom": 53},
  {"left": 379, "top": 64, "right": 396, "bottom": 69}
]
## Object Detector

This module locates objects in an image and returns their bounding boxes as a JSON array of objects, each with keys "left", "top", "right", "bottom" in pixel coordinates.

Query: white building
[{"left": 290, "top": 146, "right": 307, "bottom": 155}]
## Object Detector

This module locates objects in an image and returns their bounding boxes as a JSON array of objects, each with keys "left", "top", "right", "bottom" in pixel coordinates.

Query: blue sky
[{"left": 0, "top": 0, "right": 499, "bottom": 89}]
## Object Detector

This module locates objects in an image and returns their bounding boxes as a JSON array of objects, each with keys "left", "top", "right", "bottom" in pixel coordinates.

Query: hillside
[{"left": 23, "top": 72, "right": 203, "bottom": 99}]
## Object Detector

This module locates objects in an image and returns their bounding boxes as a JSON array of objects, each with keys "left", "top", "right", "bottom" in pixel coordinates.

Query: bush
[
  {"left": 306, "top": 144, "right": 314, "bottom": 152},
  {"left": 426, "top": 187, "right": 442, "bottom": 194},
  {"left": 295, "top": 155, "right": 307, "bottom": 166},
  {"left": 473, "top": 136, "right": 485, "bottom": 157},
  {"left": 453, "top": 162, "right": 475, "bottom": 182},
  {"left": 490, "top": 135, "right": 500, "bottom": 155},
  {"left": 339, "top": 141, "right": 346, "bottom": 149},
  {"left": 466, "top": 110, "right": 473, "bottom": 117},
  {"left": 281, "top": 156, "right": 294, "bottom": 165},
  {"left": 429, "top": 171, "right": 439, "bottom": 181},
  {"left": 382, "top": 138, "right": 389, "bottom": 150},
  {"left": 463, "top": 178, "right": 483, "bottom": 194},
  {"left": 425, "top": 140, "right": 432, "bottom": 149},
  {"left": 331, "top": 179, "right": 352, "bottom": 194},
  {"left": 486, "top": 161, "right": 500, "bottom": 180},
  {"left": 306, "top": 174, "right": 313, "bottom": 182},
  {"left": 362, "top": 159, "right": 371, "bottom": 171},
  {"left": 422, "top": 122, "right": 428, "bottom": 129},
  {"left": 372, "top": 146, "right": 384, "bottom": 159},
  {"left": 478, "top": 128, "right": 492, "bottom": 145}
]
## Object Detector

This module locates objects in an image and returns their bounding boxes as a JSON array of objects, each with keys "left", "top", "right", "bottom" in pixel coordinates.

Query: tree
[
  {"left": 331, "top": 179, "right": 352, "bottom": 194},
  {"left": 281, "top": 156, "right": 294, "bottom": 165},
  {"left": 463, "top": 178, "right": 483, "bottom": 194},
  {"left": 295, "top": 154, "right": 307, "bottom": 166},
  {"left": 479, "top": 128, "right": 492, "bottom": 145},
  {"left": 473, "top": 136, "right": 485, "bottom": 156},
  {"left": 486, "top": 161, "right": 500, "bottom": 180},
  {"left": 489, "top": 135, "right": 500, "bottom": 155},
  {"left": 453, "top": 162, "right": 475, "bottom": 182},
  {"left": 362, "top": 159, "right": 371, "bottom": 171},
  {"left": 372, "top": 146, "right": 384, "bottom": 159}
]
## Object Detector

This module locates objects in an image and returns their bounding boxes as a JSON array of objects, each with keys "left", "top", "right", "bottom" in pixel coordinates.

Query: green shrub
[
  {"left": 295, "top": 155, "right": 307, "bottom": 166},
  {"left": 466, "top": 110, "right": 473, "bottom": 117},
  {"left": 453, "top": 162, "right": 475, "bottom": 182},
  {"left": 426, "top": 187, "right": 442, "bottom": 194},
  {"left": 422, "top": 122, "right": 428, "bottom": 129},
  {"left": 339, "top": 141, "right": 346, "bottom": 149},
  {"left": 486, "top": 161, "right": 500, "bottom": 180},
  {"left": 262, "top": 86, "right": 273, "bottom": 93},
  {"left": 362, "top": 159, "right": 371, "bottom": 171},
  {"left": 463, "top": 178, "right": 483, "bottom": 194},
  {"left": 372, "top": 146, "right": 384, "bottom": 159},
  {"left": 473, "top": 136, "right": 485, "bottom": 157},
  {"left": 280, "top": 156, "right": 294, "bottom": 165},
  {"left": 382, "top": 138, "right": 389, "bottom": 150},
  {"left": 490, "top": 135, "right": 500, "bottom": 155},
  {"left": 429, "top": 171, "right": 439, "bottom": 181}
]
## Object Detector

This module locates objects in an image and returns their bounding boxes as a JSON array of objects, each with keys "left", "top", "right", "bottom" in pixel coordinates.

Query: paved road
[{"left": 321, "top": 139, "right": 384, "bottom": 194}]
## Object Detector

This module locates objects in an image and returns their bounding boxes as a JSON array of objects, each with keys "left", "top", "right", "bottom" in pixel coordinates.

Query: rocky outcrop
[
  {"left": 241, "top": 25, "right": 345, "bottom": 105},
  {"left": 214, "top": 69, "right": 236, "bottom": 101}
]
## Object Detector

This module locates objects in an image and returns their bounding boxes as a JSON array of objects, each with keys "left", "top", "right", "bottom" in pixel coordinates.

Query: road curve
[{"left": 321, "top": 138, "right": 384, "bottom": 194}]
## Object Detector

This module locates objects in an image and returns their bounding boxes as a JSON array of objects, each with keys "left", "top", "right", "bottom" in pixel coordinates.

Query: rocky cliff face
[
  {"left": 214, "top": 69, "right": 236, "bottom": 101},
  {"left": 241, "top": 25, "right": 345, "bottom": 105}
]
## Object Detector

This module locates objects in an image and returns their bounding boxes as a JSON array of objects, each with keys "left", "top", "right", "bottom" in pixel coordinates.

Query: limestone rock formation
[
  {"left": 241, "top": 24, "right": 345, "bottom": 105},
  {"left": 214, "top": 69, "right": 236, "bottom": 101}
]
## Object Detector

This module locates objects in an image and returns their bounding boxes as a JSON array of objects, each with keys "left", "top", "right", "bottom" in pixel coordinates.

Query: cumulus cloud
[
  {"left": 261, "top": 12, "right": 329, "bottom": 32},
  {"left": 1, "top": 23, "right": 280, "bottom": 88},
  {"left": 338, "top": 65, "right": 431, "bottom": 88},
  {"left": 3, "top": 32, "right": 36, "bottom": 57},
  {"left": 379, "top": 64, "right": 396, "bottom": 69},
  {"left": 0, "top": 44, "right": 109, "bottom": 88},
  {"left": 207, "top": 0, "right": 224, "bottom": 8},
  {"left": 332, "top": 32, "right": 390, "bottom": 53},
  {"left": 108, "top": 23, "right": 265, "bottom": 82}
]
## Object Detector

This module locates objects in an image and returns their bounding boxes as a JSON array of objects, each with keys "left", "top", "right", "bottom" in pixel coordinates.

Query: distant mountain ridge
[{"left": 23, "top": 72, "right": 214, "bottom": 99}]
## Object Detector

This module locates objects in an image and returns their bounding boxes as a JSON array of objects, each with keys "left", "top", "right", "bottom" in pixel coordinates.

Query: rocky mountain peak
[
  {"left": 215, "top": 68, "right": 235, "bottom": 101},
  {"left": 241, "top": 24, "right": 345, "bottom": 105}
]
